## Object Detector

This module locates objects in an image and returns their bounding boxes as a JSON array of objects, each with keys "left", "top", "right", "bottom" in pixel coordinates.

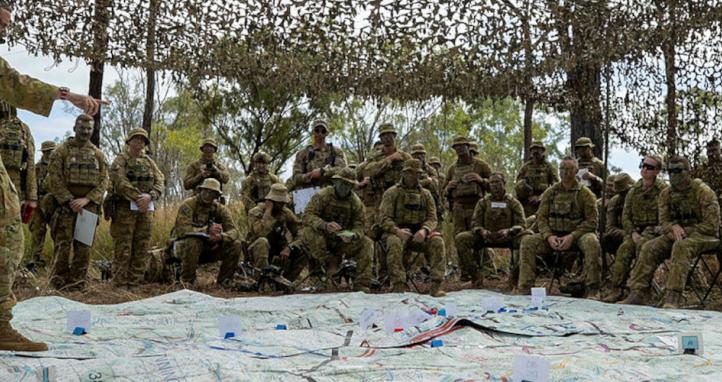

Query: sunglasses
[
  {"left": 314, "top": 127, "right": 327, "bottom": 134},
  {"left": 667, "top": 168, "right": 686, "bottom": 174},
  {"left": 639, "top": 162, "right": 658, "bottom": 170}
]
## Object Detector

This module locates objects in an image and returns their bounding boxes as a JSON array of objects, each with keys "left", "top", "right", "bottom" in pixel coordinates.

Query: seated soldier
[
  {"left": 601, "top": 173, "right": 634, "bottom": 256},
  {"left": 171, "top": 178, "right": 242, "bottom": 286},
  {"left": 299, "top": 168, "right": 373, "bottom": 292},
  {"left": 456, "top": 172, "right": 527, "bottom": 288},
  {"left": 247, "top": 183, "right": 305, "bottom": 282},
  {"left": 515, "top": 156, "right": 602, "bottom": 299},
  {"left": 621, "top": 156, "right": 720, "bottom": 308},
  {"left": 379, "top": 159, "right": 447, "bottom": 297}
]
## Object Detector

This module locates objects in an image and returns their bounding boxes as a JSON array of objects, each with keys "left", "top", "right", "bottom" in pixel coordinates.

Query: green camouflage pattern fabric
[
  {"left": 628, "top": 179, "right": 720, "bottom": 293},
  {"left": 602, "top": 192, "right": 626, "bottom": 255},
  {"left": 183, "top": 157, "right": 230, "bottom": 192},
  {"left": 27, "top": 155, "right": 52, "bottom": 267},
  {"left": 0, "top": 216, "right": 23, "bottom": 320},
  {"left": 289, "top": 144, "right": 347, "bottom": 190},
  {"left": 0, "top": 117, "right": 36, "bottom": 201},
  {"left": 577, "top": 156, "right": 606, "bottom": 198},
  {"left": 445, "top": 157, "right": 492, "bottom": 235},
  {"left": 694, "top": 159, "right": 722, "bottom": 203},
  {"left": 515, "top": 160, "right": 558, "bottom": 216},
  {"left": 241, "top": 171, "right": 281, "bottom": 214},
  {"left": 364, "top": 149, "right": 413, "bottom": 203},
  {"left": 172, "top": 196, "right": 242, "bottom": 284},
  {"left": 247, "top": 202, "right": 300, "bottom": 269},
  {"left": 0, "top": 57, "right": 57, "bottom": 117}
]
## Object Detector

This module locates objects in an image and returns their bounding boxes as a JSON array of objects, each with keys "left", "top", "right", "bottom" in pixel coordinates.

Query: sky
[{"left": 2, "top": 44, "right": 643, "bottom": 179}]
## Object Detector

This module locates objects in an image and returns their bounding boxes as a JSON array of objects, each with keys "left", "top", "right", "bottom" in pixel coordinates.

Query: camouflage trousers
[
  {"left": 455, "top": 231, "right": 524, "bottom": 278},
  {"left": 601, "top": 231, "right": 625, "bottom": 257},
  {"left": 608, "top": 228, "right": 656, "bottom": 288},
  {"left": 451, "top": 201, "right": 478, "bottom": 236},
  {"left": 518, "top": 232, "right": 602, "bottom": 289},
  {"left": 50, "top": 204, "right": 100, "bottom": 289},
  {"left": 628, "top": 233, "right": 720, "bottom": 292},
  {"left": 0, "top": 217, "right": 23, "bottom": 321},
  {"left": 383, "top": 233, "right": 446, "bottom": 285},
  {"left": 27, "top": 205, "right": 49, "bottom": 267},
  {"left": 248, "top": 237, "right": 306, "bottom": 282},
  {"left": 110, "top": 203, "right": 153, "bottom": 288},
  {"left": 299, "top": 226, "right": 372, "bottom": 287},
  {"left": 175, "top": 236, "right": 242, "bottom": 284}
]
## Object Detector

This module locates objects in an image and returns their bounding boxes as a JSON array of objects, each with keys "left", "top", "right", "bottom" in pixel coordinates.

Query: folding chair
[{"left": 684, "top": 244, "right": 722, "bottom": 307}]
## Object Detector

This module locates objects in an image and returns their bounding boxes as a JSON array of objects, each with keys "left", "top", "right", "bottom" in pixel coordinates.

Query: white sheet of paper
[
  {"left": 66, "top": 310, "right": 91, "bottom": 334},
  {"left": 482, "top": 296, "right": 503, "bottom": 313},
  {"left": 408, "top": 310, "right": 432, "bottom": 326},
  {"left": 443, "top": 304, "right": 458, "bottom": 317},
  {"left": 130, "top": 200, "right": 155, "bottom": 211},
  {"left": 359, "top": 308, "right": 378, "bottom": 331},
  {"left": 491, "top": 202, "right": 507, "bottom": 209},
  {"left": 576, "top": 168, "right": 591, "bottom": 186},
  {"left": 531, "top": 288, "right": 546, "bottom": 308},
  {"left": 73, "top": 209, "right": 99, "bottom": 246},
  {"left": 513, "top": 354, "right": 550, "bottom": 382},
  {"left": 218, "top": 316, "right": 241, "bottom": 338},
  {"left": 293, "top": 187, "right": 321, "bottom": 215}
]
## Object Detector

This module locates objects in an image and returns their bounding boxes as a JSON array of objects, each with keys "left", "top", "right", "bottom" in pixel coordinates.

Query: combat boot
[
  {"left": 602, "top": 287, "right": 625, "bottom": 303},
  {"left": 472, "top": 271, "right": 485, "bottom": 289},
  {"left": 512, "top": 286, "right": 531, "bottom": 295},
  {"left": 584, "top": 284, "right": 601, "bottom": 300},
  {"left": 619, "top": 288, "right": 651, "bottom": 306},
  {"left": 391, "top": 283, "right": 407, "bottom": 293},
  {"left": 0, "top": 321, "right": 48, "bottom": 352},
  {"left": 429, "top": 282, "right": 447, "bottom": 297},
  {"left": 661, "top": 290, "right": 683, "bottom": 309}
]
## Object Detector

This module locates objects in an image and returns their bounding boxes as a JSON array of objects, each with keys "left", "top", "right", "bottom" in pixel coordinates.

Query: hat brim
[
  {"left": 198, "top": 186, "right": 222, "bottom": 193},
  {"left": 126, "top": 136, "right": 150, "bottom": 145},
  {"left": 332, "top": 176, "right": 357, "bottom": 185},
  {"left": 266, "top": 195, "right": 290, "bottom": 203}
]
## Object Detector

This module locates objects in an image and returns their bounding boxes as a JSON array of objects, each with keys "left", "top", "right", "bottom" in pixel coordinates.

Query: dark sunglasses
[
  {"left": 667, "top": 168, "right": 686, "bottom": 174},
  {"left": 639, "top": 162, "right": 658, "bottom": 170},
  {"left": 314, "top": 127, "right": 327, "bottom": 134}
]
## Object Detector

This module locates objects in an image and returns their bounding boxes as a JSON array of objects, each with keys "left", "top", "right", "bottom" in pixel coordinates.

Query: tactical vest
[
  {"left": 547, "top": 185, "right": 583, "bottom": 233},
  {"left": 482, "top": 196, "right": 514, "bottom": 232},
  {"left": 669, "top": 179, "right": 704, "bottom": 227},
  {"left": 303, "top": 144, "right": 337, "bottom": 174},
  {"left": 521, "top": 162, "right": 552, "bottom": 194},
  {"left": 0, "top": 118, "right": 25, "bottom": 171},
  {"left": 392, "top": 187, "right": 428, "bottom": 230},
  {"left": 126, "top": 155, "right": 156, "bottom": 193},
  {"left": 64, "top": 143, "right": 102, "bottom": 187},
  {"left": 378, "top": 156, "right": 404, "bottom": 191},
  {"left": 250, "top": 173, "right": 274, "bottom": 203},
  {"left": 628, "top": 181, "right": 663, "bottom": 229},
  {"left": 319, "top": 192, "right": 354, "bottom": 229},
  {"left": 451, "top": 161, "right": 483, "bottom": 200},
  {"left": 191, "top": 202, "right": 220, "bottom": 229}
]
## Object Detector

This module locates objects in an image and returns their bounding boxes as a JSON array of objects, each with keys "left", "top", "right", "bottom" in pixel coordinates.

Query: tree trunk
[
  {"left": 142, "top": 0, "right": 159, "bottom": 133},
  {"left": 568, "top": 61, "right": 603, "bottom": 158},
  {"left": 88, "top": 0, "right": 110, "bottom": 146},
  {"left": 664, "top": 1, "right": 678, "bottom": 156},
  {"left": 523, "top": 97, "right": 534, "bottom": 161}
]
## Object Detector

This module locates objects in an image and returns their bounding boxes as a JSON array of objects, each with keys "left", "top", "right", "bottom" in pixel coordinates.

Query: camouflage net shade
[{"left": 6, "top": 0, "right": 722, "bottom": 156}]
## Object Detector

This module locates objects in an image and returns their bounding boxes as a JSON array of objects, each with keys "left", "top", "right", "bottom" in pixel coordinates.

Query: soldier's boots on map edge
[
  {"left": 602, "top": 287, "right": 625, "bottom": 303},
  {"left": 661, "top": 290, "right": 683, "bottom": 309},
  {"left": 429, "top": 282, "right": 447, "bottom": 298},
  {"left": 0, "top": 321, "right": 48, "bottom": 352},
  {"left": 619, "top": 287, "right": 652, "bottom": 306}
]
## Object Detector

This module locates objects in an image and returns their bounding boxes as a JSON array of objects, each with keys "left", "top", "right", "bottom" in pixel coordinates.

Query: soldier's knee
[
  {"left": 455, "top": 231, "right": 473, "bottom": 247},
  {"left": 428, "top": 236, "right": 445, "bottom": 251},
  {"left": 671, "top": 239, "right": 693, "bottom": 253},
  {"left": 385, "top": 235, "right": 403, "bottom": 250},
  {"left": 251, "top": 237, "right": 270, "bottom": 251},
  {"left": 578, "top": 233, "right": 600, "bottom": 248}
]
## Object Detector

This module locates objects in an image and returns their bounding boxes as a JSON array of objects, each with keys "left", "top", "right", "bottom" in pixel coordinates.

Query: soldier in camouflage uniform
[
  {"left": 444, "top": 136, "right": 492, "bottom": 236},
  {"left": 299, "top": 168, "right": 372, "bottom": 292},
  {"left": 172, "top": 178, "right": 242, "bottom": 286},
  {"left": 356, "top": 141, "right": 384, "bottom": 234},
  {"left": 379, "top": 160, "right": 446, "bottom": 296},
  {"left": 247, "top": 183, "right": 305, "bottom": 281},
  {"left": 601, "top": 173, "right": 633, "bottom": 257},
  {"left": 241, "top": 151, "right": 281, "bottom": 215},
  {"left": 45, "top": 115, "right": 109, "bottom": 291},
  {"left": 622, "top": 156, "right": 720, "bottom": 308},
  {"left": 26, "top": 141, "right": 56, "bottom": 270},
  {"left": 469, "top": 142, "right": 480, "bottom": 158},
  {"left": 604, "top": 156, "right": 666, "bottom": 302},
  {"left": 289, "top": 119, "right": 346, "bottom": 191},
  {"left": 108, "top": 128, "right": 164, "bottom": 288},
  {"left": 183, "top": 138, "right": 230, "bottom": 196},
  {"left": 515, "top": 141, "right": 558, "bottom": 217},
  {"left": 456, "top": 172, "right": 527, "bottom": 287},
  {"left": 410, "top": 144, "right": 443, "bottom": 220},
  {"left": 429, "top": 156, "right": 445, "bottom": 190},
  {"left": 515, "top": 157, "right": 602, "bottom": 299},
  {"left": 574, "top": 137, "right": 606, "bottom": 198},
  {"left": 693, "top": 139, "right": 722, "bottom": 203},
  {"left": 0, "top": 101, "right": 36, "bottom": 213}
]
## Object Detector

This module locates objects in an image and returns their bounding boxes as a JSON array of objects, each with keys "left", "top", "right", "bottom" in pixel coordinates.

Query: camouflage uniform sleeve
[
  {"left": 379, "top": 187, "right": 400, "bottom": 234},
  {"left": 511, "top": 197, "right": 526, "bottom": 230},
  {"left": 173, "top": 200, "right": 202, "bottom": 237},
  {"left": 110, "top": 154, "right": 141, "bottom": 201},
  {"left": 301, "top": 189, "right": 327, "bottom": 230},
  {"left": 183, "top": 161, "right": 202, "bottom": 190},
  {"left": 215, "top": 161, "right": 231, "bottom": 184},
  {"left": 149, "top": 157, "right": 164, "bottom": 200},
  {"left": 571, "top": 187, "right": 598, "bottom": 240},
  {"left": 621, "top": 187, "right": 636, "bottom": 236},
  {"left": 471, "top": 199, "right": 485, "bottom": 234},
  {"left": 218, "top": 205, "right": 240, "bottom": 242},
  {"left": 605, "top": 195, "right": 624, "bottom": 236},
  {"left": 46, "top": 145, "right": 74, "bottom": 205},
  {"left": 350, "top": 195, "right": 366, "bottom": 238},
  {"left": 690, "top": 184, "right": 720, "bottom": 237},
  {"left": 322, "top": 146, "right": 347, "bottom": 178},
  {"left": 362, "top": 154, "right": 392, "bottom": 178},
  {"left": 548, "top": 162, "right": 560, "bottom": 183},
  {"left": 22, "top": 122, "right": 37, "bottom": 200},
  {"left": 285, "top": 207, "right": 300, "bottom": 238},
  {"left": 240, "top": 176, "right": 255, "bottom": 214},
  {"left": 421, "top": 189, "right": 437, "bottom": 232},
  {"left": 444, "top": 165, "right": 455, "bottom": 195},
  {"left": 658, "top": 188, "right": 673, "bottom": 234},
  {"left": 290, "top": 148, "right": 309, "bottom": 189},
  {"left": 0, "top": 57, "right": 57, "bottom": 117},
  {"left": 536, "top": 187, "right": 553, "bottom": 239},
  {"left": 248, "top": 205, "right": 275, "bottom": 238},
  {"left": 84, "top": 149, "right": 109, "bottom": 205}
]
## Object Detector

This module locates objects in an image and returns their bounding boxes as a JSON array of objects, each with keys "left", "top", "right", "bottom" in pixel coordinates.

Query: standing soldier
[
  {"left": 0, "top": 101, "right": 36, "bottom": 217},
  {"left": 429, "top": 156, "right": 446, "bottom": 192},
  {"left": 45, "top": 115, "right": 109, "bottom": 291},
  {"left": 356, "top": 141, "right": 384, "bottom": 234},
  {"left": 574, "top": 137, "right": 606, "bottom": 198},
  {"left": 247, "top": 183, "right": 305, "bottom": 281},
  {"left": 379, "top": 159, "right": 447, "bottom": 296},
  {"left": 26, "top": 141, "right": 56, "bottom": 271},
  {"left": 171, "top": 178, "right": 242, "bottom": 286},
  {"left": 108, "top": 128, "right": 164, "bottom": 289},
  {"left": 604, "top": 156, "right": 666, "bottom": 302},
  {"left": 456, "top": 172, "right": 527, "bottom": 288},
  {"left": 515, "top": 157, "right": 602, "bottom": 299},
  {"left": 299, "top": 168, "right": 373, "bottom": 292},
  {"left": 0, "top": 2, "right": 107, "bottom": 352},
  {"left": 445, "top": 136, "right": 492, "bottom": 236},
  {"left": 622, "top": 156, "right": 720, "bottom": 308},
  {"left": 183, "top": 139, "right": 230, "bottom": 196},
  {"left": 241, "top": 151, "right": 281, "bottom": 215},
  {"left": 289, "top": 119, "right": 346, "bottom": 191},
  {"left": 694, "top": 139, "right": 722, "bottom": 203},
  {"left": 515, "top": 141, "right": 558, "bottom": 217},
  {"left": 601, "top": 173, "right": 633, "bottom": 258}
]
